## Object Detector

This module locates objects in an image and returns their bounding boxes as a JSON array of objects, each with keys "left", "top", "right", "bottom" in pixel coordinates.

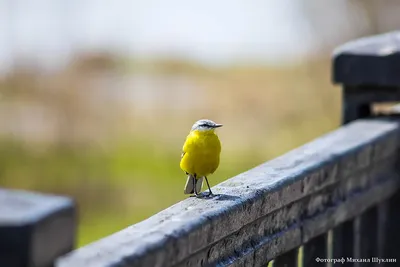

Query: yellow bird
[{"left": 180, "top": 119, "right": 222, "bottom": 197}]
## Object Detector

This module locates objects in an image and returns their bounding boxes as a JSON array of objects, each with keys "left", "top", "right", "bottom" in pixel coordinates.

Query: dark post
[
  {"left": 333, "top": 31, "right": 400, "bottom": 124},
  {"left": 332, "top": 221, "right": 354, "bottom": 266},
  {"left": 273, "top": 249, "right": 298, "bottom": 267},
  {"left": 353, "top": 208, "right": 378, "bottom": 267},
  {"left": 333, "top": 31, "right": 400, "bottom": 263},
  {"left": 0, "top": 188, "right": 76, "bottom": 267},
  {"left": 302, "top": 234, "right": 327, "bottom": 267}
]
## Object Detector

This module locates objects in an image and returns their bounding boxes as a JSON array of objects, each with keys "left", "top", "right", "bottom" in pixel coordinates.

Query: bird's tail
[{"left": 184, "top": 175, "right": 203, "bottom": 194}]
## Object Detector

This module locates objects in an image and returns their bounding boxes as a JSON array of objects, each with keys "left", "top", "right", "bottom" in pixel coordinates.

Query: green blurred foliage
[{"left": 0, "top": 54, "right": 340, "bottom": 246}]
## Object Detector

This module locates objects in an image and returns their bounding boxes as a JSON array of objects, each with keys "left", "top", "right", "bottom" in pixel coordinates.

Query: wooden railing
[{"left": 2, "top": 31, "right": 400, "bottom": 267}]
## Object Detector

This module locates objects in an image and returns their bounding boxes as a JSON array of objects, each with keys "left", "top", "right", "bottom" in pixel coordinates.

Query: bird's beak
[{"left": 214, "top": 124, "right": 223, "bottom": 128}]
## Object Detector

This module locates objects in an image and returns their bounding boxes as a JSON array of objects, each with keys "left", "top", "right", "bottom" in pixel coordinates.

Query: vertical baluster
[
  {"left": 354, "top": 207, "right": 378, "bottom": 267},
  {"left": 332, "top": 220, "right": 354, "bottom": 266},
  {"left": 342, "top": 90, "right": 372, "bottom": 124},
  {"left": 327, "top": 231, "right": 333, "bottom": 267},
  {"left": 384, "top": 192, "right": 400, "bottom": 260},
  {"left": 302, "top": 234, "right": 327, "bottom": 267},
  {"left": 273, "top": 249, "right": 298, "bottom": 267},
  {"left": 377, "top": 201, "right": 388, "bottom": 266}
]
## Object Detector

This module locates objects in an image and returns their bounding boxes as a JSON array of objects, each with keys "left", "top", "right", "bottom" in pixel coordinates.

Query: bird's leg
[
  {"left": 193, "top": 174, "right": 200, "bottom": 197},
  {"left": 204, "top": 176, "right": 213, "bottom": 197}
]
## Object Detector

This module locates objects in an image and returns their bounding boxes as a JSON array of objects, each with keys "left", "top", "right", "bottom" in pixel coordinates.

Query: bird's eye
[{"left": 200, "top": 124, "right": 209, "bottom": 127}]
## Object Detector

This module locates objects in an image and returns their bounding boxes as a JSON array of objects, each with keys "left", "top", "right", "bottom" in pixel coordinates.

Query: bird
[{"left": 180, "top": 119, "right": 222, "bottom": 197}]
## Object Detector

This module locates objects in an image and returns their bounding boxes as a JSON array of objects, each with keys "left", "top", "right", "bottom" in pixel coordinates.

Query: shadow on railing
[{"left": 2, "top": 31, "right": 400, "bottom": 267}]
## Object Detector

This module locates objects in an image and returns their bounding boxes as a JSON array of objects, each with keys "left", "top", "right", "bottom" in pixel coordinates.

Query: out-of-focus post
[{"left": 0, "top": 188, "right": 76, "bottom": 267}]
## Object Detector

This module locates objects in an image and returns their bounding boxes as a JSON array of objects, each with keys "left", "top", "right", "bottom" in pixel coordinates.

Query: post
[
  {"left": 333, "top": 31, "right": 400, "bottom": 124},
  {"left": 333, "top": 31, "right": 400, "bottom": 264},
  {"left": 0, "top": 188, "right": 76, "bottom": 267}
]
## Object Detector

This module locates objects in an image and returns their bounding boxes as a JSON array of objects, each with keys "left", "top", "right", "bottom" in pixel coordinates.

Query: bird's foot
[
  {"left": 205, "top": 191, "right": 214, "bottom": 198},
  {"left": 189, "top": 191, "right": 214, "bottom": 198}
]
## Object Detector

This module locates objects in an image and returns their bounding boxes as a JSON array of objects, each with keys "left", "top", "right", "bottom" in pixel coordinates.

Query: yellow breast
[{"left": 180, "top": 130, "right": 221, "bottom": 177}]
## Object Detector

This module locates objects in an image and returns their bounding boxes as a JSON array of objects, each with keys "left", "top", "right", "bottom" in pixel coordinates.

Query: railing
[{"left": 2, "top": 31, "right": 400, "bottom": 267}]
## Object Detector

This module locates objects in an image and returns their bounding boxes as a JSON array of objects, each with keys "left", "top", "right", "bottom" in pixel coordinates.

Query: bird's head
[{"left": 191, "top": 119, "right": 223, "bottom": 132}]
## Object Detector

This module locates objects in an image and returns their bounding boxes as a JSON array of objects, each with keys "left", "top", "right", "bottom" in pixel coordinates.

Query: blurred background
[{"left": 1, "top": 0, "right": 399, "bottom": 246}]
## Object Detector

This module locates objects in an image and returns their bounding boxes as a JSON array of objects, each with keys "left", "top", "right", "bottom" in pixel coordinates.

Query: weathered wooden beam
[
  {"left": 0, "top": 188, "right": 76, "bottom": 267},
  {"left": 333, "top": 31, "right": 400, "bottom": 87},
  {"left": 57, "top": 118, "right": 400, "bottom": 267}
]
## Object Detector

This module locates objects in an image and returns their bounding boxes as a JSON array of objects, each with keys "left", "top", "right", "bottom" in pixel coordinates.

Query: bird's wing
[
  {"left": 181, "top": 136, "right": 190, "bottom": 175},
  {"left": 181, "top": 133, "right": 192, "bottom": 159},
  {"left": 181, "top": 152, "right": 188, "bottom": 175}
]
